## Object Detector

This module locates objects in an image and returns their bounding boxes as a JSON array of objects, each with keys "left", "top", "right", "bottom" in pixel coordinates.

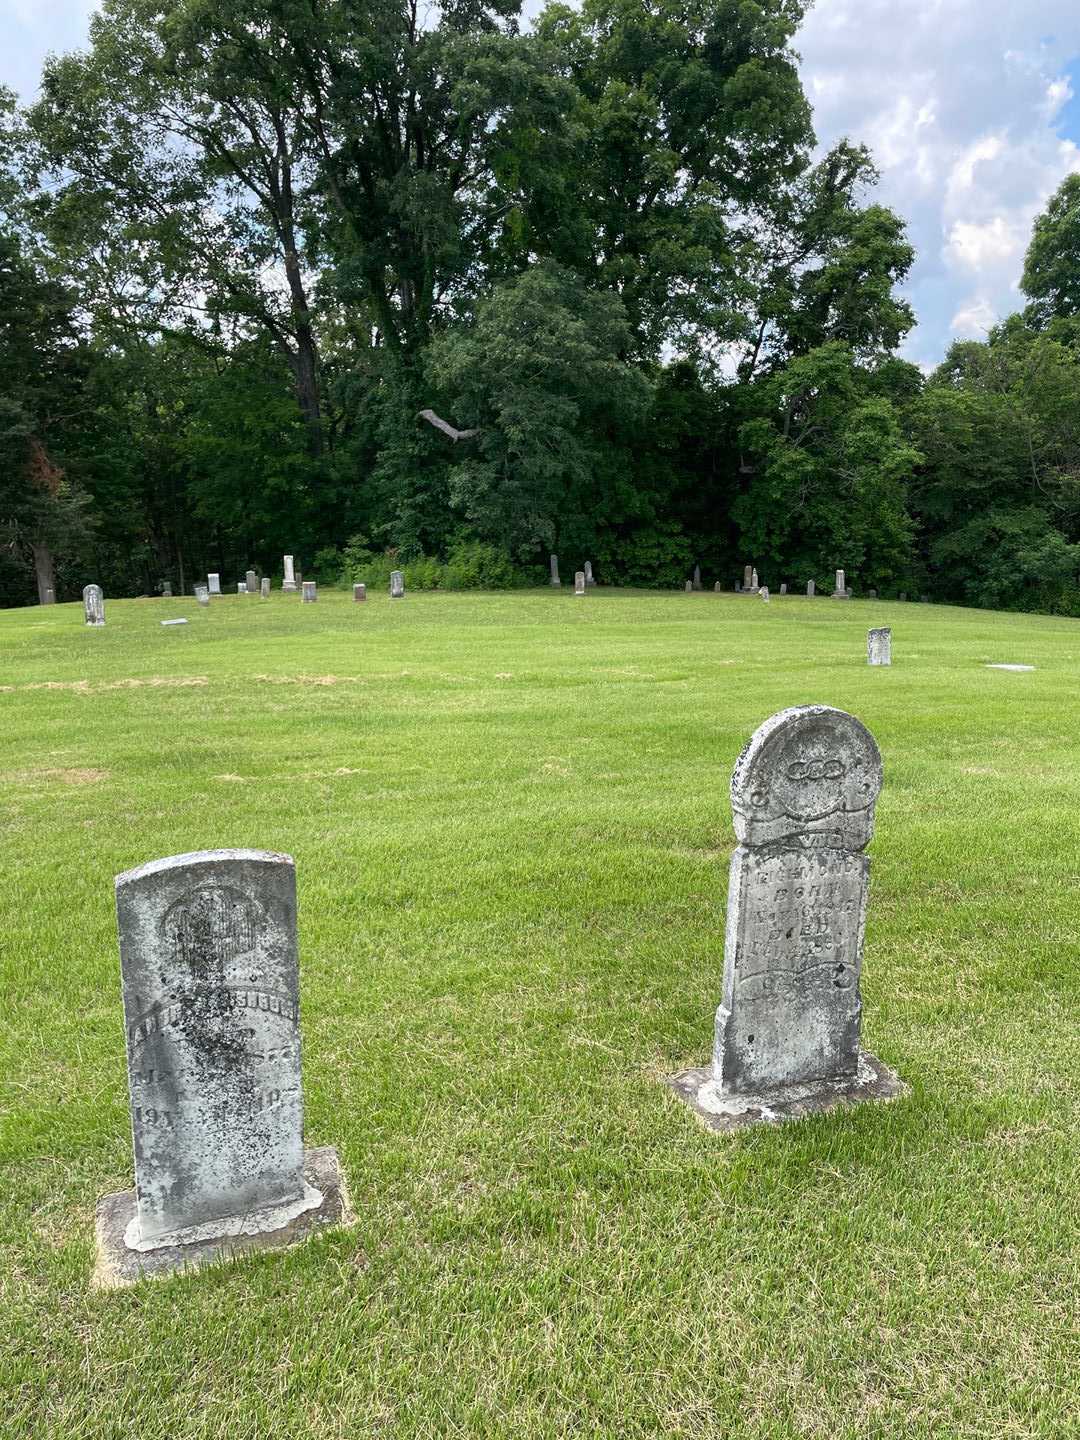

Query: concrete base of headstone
[
  {"left": 92, "top": 1145, "right": 354, "bottom": 1289},
  {"left": 665, "top": 1051, "right": 903, "bottom": 1136}
]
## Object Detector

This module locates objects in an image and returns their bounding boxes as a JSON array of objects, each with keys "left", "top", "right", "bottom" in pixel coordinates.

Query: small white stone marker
[
  {"left": 390, "top": 570, "right": 404, "bottom": 599},
  {"left": 194, "top": 586, "right": 209, "bottom": 607},
  {"left": 666, "top": 705, "right": 903, "bottom": 1133},
  {"left": 83, "top": 584, "right": 105, "bottom": 627},
  {"left": 867, "top": 627, "right": 891, "bottom": 666},
  {"left": 715, "top": 582, "right": 722, "bottom": 593},
  {"left": 779, "top": 583, "right": 787, "bottom": 596},
  {"left": 353, "top": 584, "right": 366, "bottom": 602},
  {"left": 160, "top": 619, "right": 188, "bottom": 626},
  {"left": 807, "top": 580, "right": 815, "bottom": 597},
  {"left": 43, "top": 588, "right": 55, "bottom": 604},
  {"left": 986, "top": 663, "right": 1035, "bottom": 672},
  {"left": 208, "top": 574, "right": 221, "bottom": 596},
  {"left": 575, "top": 571, "right": 586, "bottom": 595},
  {"left": 163, "top": 581, "right": 173, "bottom": 598},
  {"left": 260, "top": 577, "right": 271, "bottom": 598},
  {"left": 94, "top": 850, "right": 352, "bottom": 1287},
  {"left": 282, "top": 555, "right": 297, "bottom": 592},
  {"left": 301, "top": 581, "right": 317, "bottom": 603},
  {"left": 759, "top": 586, "right": 770, "bottom": 602},
  {"left": 237, "top": 582, "right": 246, "bottom": 594}
]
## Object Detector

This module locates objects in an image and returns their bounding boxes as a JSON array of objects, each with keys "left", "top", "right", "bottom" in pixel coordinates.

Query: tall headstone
[
  {"left": 246, "top": 570, "right": 258, "bottom": 595},
  {"left": 83, "top": 584, "right": 105, "bottom": 627},
  {"left": 207, "top": 573, "right": 221, "bottom": 596},
  {"left": 549, "top": 554, "right": 561, "bottom": 588},
  {"left": 163, "top": 581, "right": 173, "bottom": 598},
  {"left": 666, "top": 706, "right": 902, "bottom": 1132},
  {"left": 751, "top": 568, "right": 759, "bottom": 591},
  {"left": 301, "top": 581, "right": 317, "bottom": 603},
  {"left": 867, "top": 628, "right": 891, "bottom": 666},
  {"left": 692, "top": 566, "right": 702, "bottom": 591},
  {"left": 759, "top": 586, "right": 770, "bottom": 603},
  {"left": 807, "top": 580, "right": 815, "bottom": 598},
  {"left": 390, "top": 570, "right": 405, "bottom": 599},
  {"left": 353, "top": 584, "right": 366, "bottom": 603},
  {"left": 282, "top": 556, "right": 298, "bottom": 593},
  {"left": 260, "top": 577, "right": 271, "bottom": 599},
  {"left": 584, "top": 561, "right": 595, "bottom": 587},
  {"left": 743, "top": 565, "right": 753, "bottom": 591},
  {"left": 94, "top": 850, "right": 351, "bottom": 1286},
  {"left": 779, "top": 583, "right": 787, "bottom": 596},
  {"left": 195, "top": 586, "right": 210, "bottom": 607},
  {"left": 833, "top": 569, "right": 847, "bottom": 598},
  {"left": 575, "top": 571, "right": 586, "bottom": 596}
]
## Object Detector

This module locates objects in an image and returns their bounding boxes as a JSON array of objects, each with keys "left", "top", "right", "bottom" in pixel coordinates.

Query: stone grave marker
[
  {"left": 246, "top": 570, "right": 258, "bottom": 595},
  {"left": 550, "top": 554, "right": 560, "bottom": 587},
  {"left": 282, "top": 555, "right": 298, "bottom": 593},
  {"left": 301, "top": 581, "right": 317, "bottom": 603},
  {"left": 667, "top": 705, "right": 903, "bottom": 1133},
  {"left": 743, "top": 565, "right": 753, "bottom": 590},
  {"left": 390, "top": 570, "right": 405, "bottom": 599},
  {"left": 867, "top": 628, "right": 891, "bottom": 666},
  {"left": 716, "top": 582, "right": 723, "bottom": 593},
  {"left": 899, "top": 592, "right": 907, "bottom": 602},
  {"left": 195, "top": 586, "right": 209, "bottom": 607},
  {"left": 807, "top": 580, "right": 815, "bottom": 597},
  {"left": 986, "top": 663, "right": 1035, "bottom": 672},
  {"left": 163, "top": 581, "right": 173, "bottom": 598},
  {"left": 575, "top": 571, "right": 586, "bottom": 595},
  {"left": 208, "top": 574, "right": 221, "bottom": 596},
  {"left": 833, "top": 569, "right": 847, "bottom": 598},
  {"left": 161, "top": 619, "right": 188, "bottom": 627},
  {"left": 353, "top": 584, "right": 366, "bottom": 602},
  {"left": 751, "top": 568, "right": 759, "bottom": 591},
  {"left": 692, "top": 566, "right": 702, "bottom": 591},
  {"left": 237, "top": 582, "right": 247, "bottom": 594},
  {"left": 84, "top": 584, "right": 105, "bottom": 627},
  {"left": 759, "top": 586, "right": 770, "bottom": 603},
  {"left": 94, "top": 849, "right": 352, "bottom": 1286},
  {"left": 868, "top": 589, "right": 877, "bottom": 599},
  {"left": 43, "top": 588, "right": 55, "bottom": 604},
  {"left": 584, "top": 561, "right": 595, "bottom": 587},
  {"left": 779, "top": 583, "right": 787, "bottom": 596},
  {"left": 260, "top": 577, "right": 271, "bottom": 599},
  {"left": 685, "top": 581, "right": 693, "bottom": 592}
]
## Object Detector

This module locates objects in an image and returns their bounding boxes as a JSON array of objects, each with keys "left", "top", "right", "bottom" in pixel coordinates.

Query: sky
[{"left": 3, "top": 0, "right": 1080, "bottom": 370}]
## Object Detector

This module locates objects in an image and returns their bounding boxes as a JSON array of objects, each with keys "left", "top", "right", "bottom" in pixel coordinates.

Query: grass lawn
[{"left": 1, "top": 586, "right": 1077, "bottom": 1439}]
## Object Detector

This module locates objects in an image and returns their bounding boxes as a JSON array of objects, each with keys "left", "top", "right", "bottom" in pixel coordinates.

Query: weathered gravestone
[
  {"left": 260, "top": 577, "right": 271, "bottom": 599},
  {"left": 549, "top": 554, "right": 561, "bottom": 588},
  {"left": 237, "top": 582, "right": 247, "bottom": 594},
  {"left": 83, "top": 584, "right": 105, "bottom": 627},
  {"left": 353, "top": 584, "right": 366, "bottom": 603},
  {"left": 685, "top": 581, "right": 693, "bottom": 593},
  {"left": 163, "top": 581, "right": 173, "bottom": 598},
  {"left": 208, "top": 574, "right": 221, "bottom": 596},
  {"left": 779, "top": 583, "right": 787, "bottom": 596},
  {"left": 246, "top": 570, "right": 258, "bottom": 595},
  {"left": 751, "top": 568, "right": 759, "bottom": 591},
  {"left": 692, "top": 566, "right": 702, "bottom": 591},
  {"left": 301, "top": 581, "right": 317, "bottom": 603},
  {"left": 94, "top": 850, "right": 352, "bottom": 1286},
  {"left": 867, "top": 628, "right": 892, "bottom": 666},
  {"left": 584, "top": 561, "right": 595, "bottom": 587},
  {"left": 390, "top": 570, "right": 405, "bottom": 599},
  {"left": 899, "top": 592, "right": 907, "bottom": 602},
  {"left": 195, "top": 586, "right": 209, "bottom": 607},
  {"left": 716, "top": 582, "right": 723, "bottom": 593},
  {"left": 759, "top": 586, "right": 770, "bottom": 603},
  {"left": 868, "top": 589, "right": 877, "bottom": 599},
  {"left": 743, "top": 565, "right": 753, "bottom": 591},
  {"left": 666, "top": 706, "right": 903, "bottom": 1133},
  {"left": 282, "top": 555, "right": 298, "bottom": 593},
  {"left": 833, "top": 569, "right": 847, "bottom": 598},
  {"left": 575, "top": 571, "right": 586, "bottom": 596},
  {"left": 43, "top": 588, "right": 55, "bottom": 605},
  {"left": 807, "top": 580, "right": 815, "bottom": 597}
]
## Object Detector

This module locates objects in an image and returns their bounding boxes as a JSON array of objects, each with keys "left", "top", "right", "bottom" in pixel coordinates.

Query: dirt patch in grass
[
  {"left": 2, "top": 767, "right": 110, "bottom": 784},
  {"left": 253, "top": 673, "right": 367, "bottom": 687},
  {"left": 0, "top": 676, "right": 208, "bottom": 694}
]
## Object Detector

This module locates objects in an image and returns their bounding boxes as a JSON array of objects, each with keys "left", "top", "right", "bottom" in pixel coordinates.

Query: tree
[{"left": 1021, "top": 174, "right": 1080, "bottom": 328}]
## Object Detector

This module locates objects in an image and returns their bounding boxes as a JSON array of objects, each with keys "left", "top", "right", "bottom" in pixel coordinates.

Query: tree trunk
[
  {"left": 292, "top": 322, "right": 323, "bottom": 455},
  {"left": 33, "top": 541, "right": 56, "bottom": 603}
]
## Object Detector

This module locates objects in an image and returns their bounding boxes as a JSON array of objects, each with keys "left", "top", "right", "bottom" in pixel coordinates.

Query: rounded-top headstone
[
  {"left": 731, "top": 705, "right": 882, "bottom": 852},
  {"left": 83, "top": 584, "right": 105, "bottom": 626}
]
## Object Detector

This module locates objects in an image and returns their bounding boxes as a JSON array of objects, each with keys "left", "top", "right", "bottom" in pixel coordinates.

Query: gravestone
[
  {"left": 868, "top": 589, "right": 877, "bottom": 599},
  {"left": 550, "top": 554, "right": 561, "bottom": 588},
  {"left": 899, "top": 592, "right": 907, "bottom": 602},
  {"left": 208, "top": 574, "right": 221, "bottom": 596},
  {"left": 692, "top": 566, "right": 702, "bottom": 591},
  {"left": 807, "top": 580, "right": 815, "bottom": 598},
  {"left": 301, "top": 581, "right": 317, "bottom": 603},
  {"left": 833, "top": 569, "right": 847, "bottom": 598},
  {"left": 685, "top": 581, "right": 693, "bottom": 593},
  {"left": 260, "top": 577, "right": 271, "bottom": 599},
  {"left": 83, "top": 584, "right": 105, "bottom": 627},
  {"left": 575, "top": 571, "right": 586, "bottom": 596},
  {"left": 237, "top": 583, "right": 247, "bottom": 594},
  {"left": 743, "top": 565, "right": 753, "bottom": 591},
  {"left": 195, "top": 586, "right": 209, "bottom": 607},
  {"left": 94, "top": 850, "right": 352, "bottom": 1287},
  {"left": 584, "top": 561, "right": 595, "bottom": 587},
  {"left": 779, "top": 583, "right": 787, "bottom": 596},
  {"left": 161, "top": 619, "right": 188, "bottom": 627},
  {"left": 353, "top": 584, "right": 366, "bottom": 603},
  {"left": 867, "top": 628, "right": 891, "bottom": 666},
  {"left": 246, "top": 570, "right": 258, "bottom": 595},
  {"left": 715, "top": 582, "right": 722, "bottom": 593},
  {"left": 163, "top": 581, "right": 173, "bottom": 598},
  {"left": 282, "top": 556, "right": 298, "bottom": 593},
  {"left": 986, "top": 663, "right": 1035, "bottom": 672},
  {"left": 759, "top": 586, "right": 770, "bottom": 603},
  {"left": 666, "top": 705, "right": 902, "bottom": 1133},
  {"left": 43, "top": 588, "right": 55, "bottom": 605},
  {"left": 751, "top": 568, "right": 758, "bottom": 591},
  {"left": 390, "top": 570, "right": 405, "bottom": 599}
]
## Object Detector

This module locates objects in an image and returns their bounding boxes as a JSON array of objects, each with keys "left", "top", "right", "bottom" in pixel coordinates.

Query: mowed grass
[{"left": 0, "top": 586, "right": 1077, "bottom": 1440}]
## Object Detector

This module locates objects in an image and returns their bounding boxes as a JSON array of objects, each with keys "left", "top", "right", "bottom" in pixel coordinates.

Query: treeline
[{"left": 2, "top": 0, "right": 1080, "bottom": 612}]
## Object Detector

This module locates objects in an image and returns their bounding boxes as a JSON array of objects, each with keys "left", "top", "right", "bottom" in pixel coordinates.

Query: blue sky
[{"left": 3, "top": 0, "right": 1080, "bottom": 370}]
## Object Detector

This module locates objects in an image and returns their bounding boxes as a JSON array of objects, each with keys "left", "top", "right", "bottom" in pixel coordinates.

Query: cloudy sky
[{"left": 3, "top": 0, "right": 1080, "bottom": 369}]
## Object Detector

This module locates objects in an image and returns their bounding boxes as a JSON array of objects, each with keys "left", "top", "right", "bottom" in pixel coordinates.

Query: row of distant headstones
[{"left": 94, "top": 703, "right": 902, "bottom": 1289}]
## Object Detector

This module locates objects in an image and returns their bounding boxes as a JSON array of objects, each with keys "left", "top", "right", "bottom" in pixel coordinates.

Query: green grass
[{"left": 1, "top": 587, "right": 1077, "bottom": 1440}]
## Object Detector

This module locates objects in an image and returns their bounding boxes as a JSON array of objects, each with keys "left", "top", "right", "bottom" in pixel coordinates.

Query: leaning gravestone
[
  {"left": 301, "top": 581, "right": 317, "bottom": 603},
  {"left": 195, "top": 586, "right": 209, "bottom": 607},
  {"left": 549, "top": 554, "right": 561, "bottom": 588},
  {"left": 667, "top": 706, "right": 902, "bottom": 1133},
  {"left": 390, "top": 570, "right": 405, "bottom": 599},
  {"left": 94, "top": 850, "right": 352, "bottom": 1286},
  {"left": 575, "top": 571, "right": 586, "bottom": 596},
  {"left": 83, "top": 584, "right": 105, "bottom": 627},
  {"left": 867, "top": 628, "right": 891, "bottom": 666},
  {"left": 353, "top": 584, "right": 366, "bottom": 603},
  {"left": 208, "top": 574, "right": 221, "bottom": 596},
  {"left": 282, "top": 555, "right": 298, "bottom": 593},
  {"left": 246, "top": 569, "right": 258, "bottom": 595},
  {"left": 260, "top": 577, "right": 271, "bottom": 599}
]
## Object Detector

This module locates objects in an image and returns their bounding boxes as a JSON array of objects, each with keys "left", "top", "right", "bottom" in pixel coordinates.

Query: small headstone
[
  {"left": 584, "top": 561, "right": 595, "bottom": 587},
  {"left": 246, "top": 570, "right": 258, "bottom": 595},
  {"left": 807, "top": 580, "right": 815, "bottom": 598},
  {"left": 779, "top": 583, "right": 787, "bottom": 596},
  {"left": 868, "top": 589, "right": 877, "bottom": 599},
  {"left": 260, "top": 577, "right": 271, "bottom": 599},
  {"left": 715, "top": 582, "right": 722, "bottom": 593},
  {"left": 899, "top": 592, "right": 907, "bottom": 602},
  {"left": 759, "top": 586, "right": 770, "bottom": 603},
  {"left": 920, "top": 595, "right": 929, "bottom": 603},
  {"left": 208, "top": 574, "right": 221, "bottom": 596},
  {"left": 666, "top": 706, "right": 902, "bottom": 1133},
  {"left": 832, "top": 569, "right": 847, "bottom": 598},
  {"left": 43, "top": 588, "right": 55, "bottom": 605},
  {"left": 237, "top": 582, "right": 247, "bottom": 594},
  {"left": 301, "top": 581, "right": 317, "bottom": 603},
  {"left": 743, "top": 565, "right": 753, "bottom": 590},
  {"left": 390, "top": 570, "right": 404, "bottom": 599},
  {"left": 685, "top": 581, "right": 693, "bottom": 593},
  {"left": 353, "top": 584, "right": 366, "bottom": 602},
  {"left": 162, "top": 581, "right": 173, "bottom": 598},
  {"left": 549, "top": 554, "right": 560, "bottom": 588},
  {"left": 733, "top": 583, "right": 740, "bottom": 593},
  {"left": 867, "top": 627, "right": 891, "bottom": 666},
  {"left": 282, "top": 555, "right": 298, "bottom": 593},
  {"left": 575, "top": 571, "right": 586, "bottom": 595},
  {"left": 751, "top": 569, "right": 758, "bottom": 591},
  {"left": 83, "top": 584, "right": 105, "bottom": 627},
  {"left": 692, "top": 565, "right": 702, "bottom": 591},
  {"left": 160, "top": 619, "right": 188, "bottom": 627},
  {"left": 94, "top": 850, "right": 352, "bottom": 1287},
  {"left": 194, "top": 586, "right": 209, "bottom": 607}
]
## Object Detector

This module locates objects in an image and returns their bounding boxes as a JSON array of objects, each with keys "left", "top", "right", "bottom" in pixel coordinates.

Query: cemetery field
[{"left": 3, "top": 587, "right": 1079, "bottom": 1440}]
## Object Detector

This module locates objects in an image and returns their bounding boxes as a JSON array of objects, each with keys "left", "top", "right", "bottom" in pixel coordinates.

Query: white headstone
[
  {"left": 575, "top": 571, "right": 586, "bottom": 595},
  {"left": 751, "top": 569, "right": 758, "bottom": 591},
  {"left": 83, "top": 584, "right": 105, "bottom": 627},
  {"left": 807, "top": 580, "right": 815, "bottom": 598},
  {"left": 162, "top": 581, "right": 173, "bottom": 598},
  {"left": 833, "top": 569, "right": 847, "bottom": 598},
  {"left": 743, "top": 565, "right": 753, "bottom": 590},
  {"left": 246, "top": 570, "right": 258, "bottom": 595},
  {"left": 685, "top": 581, "right": 693, "bottom": 592},
  {"left": 779, "top": 583, "right": 787, "bottom": 596},
  {"left": 208, "top": 574, "right": 221, "bottom": 596},
  {"left": 160, "top": 619, "right": 188, "bottom": 627},
  {"left": 237, "top": 583, "right": 247, "bottom": 594},
  {"left": 282, "top": 556, "right": 297, "bottom": 593},
  {"left": 867, "top": 628, "right": 891, "bottom": 666},
  {"left": 759, "top": 586, "right": 770, "bottom": 602},
  {"left": 260, "top": 577, "right": 271, "bottom": 598},
  {"left": 195, "top": 586, "right": 209, "bottom": 607},
  {"left": 390, "top": 570, "right": 404, "bottom": 599}
]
